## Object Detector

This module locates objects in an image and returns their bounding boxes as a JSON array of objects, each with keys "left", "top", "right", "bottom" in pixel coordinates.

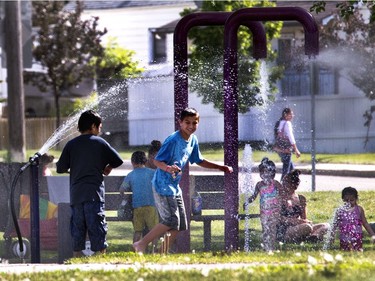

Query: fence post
[{"left": 58, "top": 203, "right": 73, "bottom": 263}]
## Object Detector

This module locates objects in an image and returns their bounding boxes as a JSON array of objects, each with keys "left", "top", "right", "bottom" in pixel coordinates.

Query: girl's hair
[
  {"left": 284, "top": 169, "right": 301, "bottom": 189},
  {"left": 131, "top": 151, "right": 147, "bottom": 165},
  {"left": 78, "top": 110, "right": 102, "bottom": 132},
  {"left": 148, "top": 140, "right": 161, "bottom": 156},
  {"left": 281, "top": 108, "right": 292, "bottom": 119},
  {"left": 342, "top": 186, "right": 358, "bottom": 200},
  {"left": 258, "top": 157, "right": 276, "bottom": 178},
  {"left": 180, "top": 107, "right": 199, "bottom": 121}
]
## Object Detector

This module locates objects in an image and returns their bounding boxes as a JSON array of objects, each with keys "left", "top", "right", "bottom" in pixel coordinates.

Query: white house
[{"left": 81, "top": 1, "right": 375, "bottom": 153}]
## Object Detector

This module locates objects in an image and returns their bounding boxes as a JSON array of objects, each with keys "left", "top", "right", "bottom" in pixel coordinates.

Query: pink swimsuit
[
  {"left": 337, "top": 205, "right": 363, "bottom": 251},
  {"left": 259, "top": 180, "right": 279, "bottom": 216}
]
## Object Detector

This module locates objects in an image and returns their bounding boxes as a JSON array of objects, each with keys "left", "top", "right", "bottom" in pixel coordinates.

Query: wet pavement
[{"left": 113, "top": 160, "right": 375, "bottom": 192}]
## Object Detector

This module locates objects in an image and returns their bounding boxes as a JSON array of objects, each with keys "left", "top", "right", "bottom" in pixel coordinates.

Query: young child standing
[
  {"left": 56, "top": 110, "right": 123, "bottom": 257},
  {"left": 133, "top": 108, "right": 233, "bottom": 253},
  {"left": 145, "top": 140, "right": 162, "bottom": 169},
  {"left": 119, "top": 151, "right": 159, "bottom": 250},
  {"left": 245, "top": 157, "right": 282, "bottom": 251},
  {"left": 329, "top": 186, "right": 375, "bottom": 251}
]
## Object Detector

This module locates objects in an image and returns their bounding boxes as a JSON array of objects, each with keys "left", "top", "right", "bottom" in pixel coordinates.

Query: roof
[
  {"left": 65, "top": 1, "right": 197, "bottom": 10},
  {"left": 151, "top": 2, "right": 339, "bottom": 32}
]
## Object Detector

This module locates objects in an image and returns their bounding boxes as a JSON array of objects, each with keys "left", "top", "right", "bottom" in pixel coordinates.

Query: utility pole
[
  {"left": 310, "top": 60, "right": 318, "bottom": 192},
  {"left": 4, "top": 0, "right": 26, "bottom": 162}
]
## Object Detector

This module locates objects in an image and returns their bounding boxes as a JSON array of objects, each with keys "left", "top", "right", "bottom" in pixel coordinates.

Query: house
[{"left": 83, "top": 1, "right": 374, "bottom": 153}]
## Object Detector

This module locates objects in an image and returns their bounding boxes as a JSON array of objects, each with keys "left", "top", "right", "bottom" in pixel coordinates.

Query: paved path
[{"left": 112, "top": 160, "right": 375, "bottom": 192}]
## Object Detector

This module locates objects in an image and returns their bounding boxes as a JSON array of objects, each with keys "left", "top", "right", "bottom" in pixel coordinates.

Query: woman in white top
[{"left": 274, "top": 108, "right": 301, "bottom": 180}]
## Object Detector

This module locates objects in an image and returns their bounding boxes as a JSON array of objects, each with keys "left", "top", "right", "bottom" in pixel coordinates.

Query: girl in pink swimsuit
[
  {"left": 245, "top": 157, "right": 282, "bottom": 251},
  {"left": 329, "top": 187, "right": 375, "bottom": 251}
]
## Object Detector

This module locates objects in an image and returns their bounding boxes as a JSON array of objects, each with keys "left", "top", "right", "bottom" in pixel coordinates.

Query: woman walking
[{"left": 273, "top": 108, "right": 301, "bottom": 181}]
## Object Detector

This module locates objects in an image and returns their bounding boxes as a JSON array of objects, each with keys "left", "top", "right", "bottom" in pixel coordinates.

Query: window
[
  {"left": 277, "top": 39, "right": 292, "bottom": 65},
  {"left": 150, "top": 30, "right": 167, "bottom": 64},
  {"left": 277, "top": 39, "right": 337, "bottom": 96}
]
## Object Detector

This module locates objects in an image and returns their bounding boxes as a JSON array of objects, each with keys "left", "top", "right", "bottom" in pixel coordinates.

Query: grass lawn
[
  {"left": 2, "top": 192, "right": 375, "bottom": 280},
  {"left": 0, "top": 147, "right": 373, "bottom": 280}
]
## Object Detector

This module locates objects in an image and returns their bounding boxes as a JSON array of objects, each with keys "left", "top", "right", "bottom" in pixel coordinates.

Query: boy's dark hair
[
  {"left": 258, "top": 157, "right": 276, "bottom": 177},
  {"left": 148, "top": 140, "right": 161, "bottom": 156},
  {"left": 131, "top": 151, "right": 147, "bottom": 165},
  {"left": 342, "top": 186, "right": 358, "bottom": 199},
  {"left": 78, "top": 110, "right": 102, "bottom": 133},
  {"left": 180, "top": 107, "right": 199, "bottom": 121}
]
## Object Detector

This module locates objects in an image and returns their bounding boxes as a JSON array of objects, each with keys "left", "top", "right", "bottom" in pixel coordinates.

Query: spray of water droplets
[
  {"left": 38, "top": 82, "right": 128, "bottom": 155},
  {"left": 240, "top": 144, "right": 255, "bottom": 252}
]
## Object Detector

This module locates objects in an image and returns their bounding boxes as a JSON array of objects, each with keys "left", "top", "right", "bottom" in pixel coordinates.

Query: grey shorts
[{"left": 153, "top": 187, "right": 188, "bottom": 231}]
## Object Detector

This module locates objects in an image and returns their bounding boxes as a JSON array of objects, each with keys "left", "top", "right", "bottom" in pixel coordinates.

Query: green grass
[
  {"left": 2, "top": 253, "right": 375, "bottom": 281},
  {"left": 2, "top": 193, "right": 375, "bottom": 280}
]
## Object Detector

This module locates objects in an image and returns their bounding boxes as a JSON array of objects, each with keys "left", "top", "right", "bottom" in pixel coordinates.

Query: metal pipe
[
  {"left": 223, "top": 7, "right": 319, "bottom": 250},
  {"left": 30, "top": 157, "right": 41, "bottom": 263},
  {"left": 173, "top": 12, "right": 267, "bottom": 252},
  {"left": 174, "top": 12, "right": 267, "bottom": 127}
]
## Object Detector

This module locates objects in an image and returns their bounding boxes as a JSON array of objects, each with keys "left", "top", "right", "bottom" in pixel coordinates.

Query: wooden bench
[
  {"left": 102, "top": 176, "right": 129, "bottom": 221},
  {"left": 56, "top": 174, "right": 259, "bottom": 259},
  {"left": 189, "top": 175, "right": 260, "bottom": 251}
]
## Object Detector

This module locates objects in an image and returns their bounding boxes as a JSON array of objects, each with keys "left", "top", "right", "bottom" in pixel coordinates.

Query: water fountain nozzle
[{"left": 20, "top": 152, "right": 41, "bottom": 172}]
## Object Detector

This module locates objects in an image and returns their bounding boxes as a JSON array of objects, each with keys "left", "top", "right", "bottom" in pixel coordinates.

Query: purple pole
[
  {"left": 173, "top": 12, "right": 266, "bottom": 252},
  {"left": 223, "top": 7, "right": 319, "bottom": 250},
  {"left": 30, "top": 161, "right": 41, "bottom": 263}
]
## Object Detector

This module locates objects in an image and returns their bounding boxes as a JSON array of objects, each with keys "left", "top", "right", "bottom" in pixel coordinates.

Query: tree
[
  {"left": 94, "top": 37, "right": 144, "bottom": 80},
  {"left": 316, "top": 6, "right": 375, "bottom": 147},
  {"left": 26, "top": 1, "right": 107, "bottom": 128},
  {"left": 311, "top": 1, "right": 375, "bottom": 22},
  {"left": 180, "top": 0, "right": 283, "bottom": 114}
]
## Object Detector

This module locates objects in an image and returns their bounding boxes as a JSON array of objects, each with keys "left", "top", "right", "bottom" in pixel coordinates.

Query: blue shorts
[
  {"left": 153, "top": 188, "right": 187, "bottom": 231},
  {"left": 70, "top": 201, "right": 108, "bottom": 252}
]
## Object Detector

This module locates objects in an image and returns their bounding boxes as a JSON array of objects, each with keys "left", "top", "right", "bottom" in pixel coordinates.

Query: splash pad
[
  {"left": 16, "top": 6, "right": 320, "bottom": 262},
  {"left": 174, "top": 7, "right": 318, "bottom": 251}
]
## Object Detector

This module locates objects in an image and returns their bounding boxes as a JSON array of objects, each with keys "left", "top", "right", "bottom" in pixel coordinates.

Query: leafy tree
[
  {"left": 311, "top": 1, "right": 375, "bottom": 22},
  {"left": 93, "top": 37, "right": 144, "bottom": 80},
  {"left": 180, "top": 0, "right": 283, "bottom": 114},
  {"left": 26, "top": 1, "right": 107, "bottom": 128},
  {"left": 316, "top": 6, "right": 375, "bottom": 147}
]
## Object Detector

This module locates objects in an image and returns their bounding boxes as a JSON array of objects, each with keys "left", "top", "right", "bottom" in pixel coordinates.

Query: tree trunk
[
  {"left": 53, "top": 86, "right": 61, "bottom": 129},
  {"left": 5, "top": 0, "right": 26, "bottom": 162}
]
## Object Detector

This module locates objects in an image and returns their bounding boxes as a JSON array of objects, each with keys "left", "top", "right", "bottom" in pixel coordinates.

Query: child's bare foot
[{"left": 133, "top": 241, "right": 146, "bottom": 253}]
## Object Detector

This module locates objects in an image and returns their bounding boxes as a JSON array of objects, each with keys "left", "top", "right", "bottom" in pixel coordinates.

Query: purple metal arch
[
  {"left": 174, "top": 12, "right": 267, "bottom": 128},
  {"left": 173, "top": 12, "right": 267, "bottom": 252},
  {"left": 223, "top": 7, "right": 319, "bottom": 250}
]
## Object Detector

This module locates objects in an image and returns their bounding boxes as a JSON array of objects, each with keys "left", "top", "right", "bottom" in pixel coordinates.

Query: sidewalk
[{"left": 115, "top": 160, "right": 375, "bottom": 178}]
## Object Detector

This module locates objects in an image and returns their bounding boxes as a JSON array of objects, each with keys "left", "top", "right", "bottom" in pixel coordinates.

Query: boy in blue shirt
[
  {"left": 133, "top": 108, "right": 233, "bottom": 253},
  {"left": 119, "top": 151, "right": 159, "bottom": 251}
]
